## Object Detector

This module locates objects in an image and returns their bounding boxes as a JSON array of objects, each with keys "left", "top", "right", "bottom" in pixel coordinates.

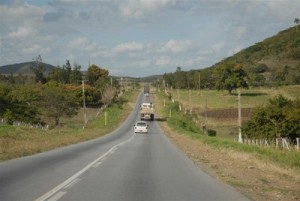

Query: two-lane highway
[{"left": 0, "top": 93, "right": 250, "bottom": 201}]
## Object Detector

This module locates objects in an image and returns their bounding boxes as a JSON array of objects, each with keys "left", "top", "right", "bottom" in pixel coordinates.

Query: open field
[
  {"left": 153, "top": 88, "right": 300, "bottom": 201},
  {"left": 166, "top": 85, "right": 300, "bottom": 138},
  {"left": 0, "top": 90, "right": 139, "bottom": 161}
]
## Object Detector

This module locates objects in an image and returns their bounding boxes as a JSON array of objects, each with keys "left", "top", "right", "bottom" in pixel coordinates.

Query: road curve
[{"left": 0, "top": 93, "right": 250, "bottom": 201}]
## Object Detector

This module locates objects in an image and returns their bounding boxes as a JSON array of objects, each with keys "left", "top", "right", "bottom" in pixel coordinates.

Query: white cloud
[
  {"left": 8, "top": 27, "right": 36, "bottom": 39},
  {"left": 234, "top": 26, "right": 247, "bottom": 39},
  {"left": 120, "top": 0, "right": 176, "bottom": 18},
  {"left": 67, "top": 37, "right": 97, "bottom": 51},
  {"left": 212, "top": 42, "right": 225, "bottom": 52},
  {"left": 1, "top": 0, "right": 300, "bottom": 76},
  {"left": 155, "top": 56, "right": 171, "bottom": 66},
  {"left": 50, "top": 0, "right": 92, "bottom": 5},
  {"left": 0, "top": 4, "right": 45, "bottom": 27},
  {"left": 228, "top": 45, "right": 244, "bottom": 57},
  {"left": 112, "top": 41, "right": 143, "bottom": 53},
  {"left": 161, "top": 40, "right": 192, "bottom": 53}
]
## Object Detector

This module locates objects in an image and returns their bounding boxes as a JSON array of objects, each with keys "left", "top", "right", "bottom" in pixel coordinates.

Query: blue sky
[{"left": 0, "top": 0, "right": 299, "bottom": 77}]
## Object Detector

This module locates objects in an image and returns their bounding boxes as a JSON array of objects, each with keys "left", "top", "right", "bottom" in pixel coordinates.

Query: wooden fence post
[{"left": 297, "top": 138, "right": 300, "bottom": 151}]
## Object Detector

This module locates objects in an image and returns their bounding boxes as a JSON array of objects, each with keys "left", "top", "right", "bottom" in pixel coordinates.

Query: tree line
[
  {"left": 157, "top": 66, "right": 299, "bottom": 140},
  {"left": 159, "top": 64, "right": 249, "bottom": 95},
  {"left": 0, "top": 56, "right": 122, "bottom": 128}
]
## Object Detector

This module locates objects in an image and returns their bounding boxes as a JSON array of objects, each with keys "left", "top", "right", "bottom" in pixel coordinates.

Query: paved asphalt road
[{"left": 0, "top": 93, "right": 250, "bottom": 201}]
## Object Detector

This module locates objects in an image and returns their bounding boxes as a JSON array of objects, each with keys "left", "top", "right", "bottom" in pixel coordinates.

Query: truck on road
[
  {"left": 144, "top": 84, "right": 150, "bottom": 94},
  {"left": 140, "top": 102, "right": 154, "bottom": 121}
]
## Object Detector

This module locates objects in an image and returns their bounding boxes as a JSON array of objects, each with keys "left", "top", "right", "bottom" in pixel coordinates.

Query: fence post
[
  {"left": 282, "top": 138, "right": 290, "bottom": 150},
  {"left": 296, "top": 138, "right": 299, "bottom": 151}
]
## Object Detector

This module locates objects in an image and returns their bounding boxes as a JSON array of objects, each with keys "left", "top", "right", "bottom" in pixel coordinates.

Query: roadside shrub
[
  {"left": 207, "top": 129, "right": 217, "bottom": 137},
  {"left": 4, "top": 109, "right": 14, "bottom": 125}
]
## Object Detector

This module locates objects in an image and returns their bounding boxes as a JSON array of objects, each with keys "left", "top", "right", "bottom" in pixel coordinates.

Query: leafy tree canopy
[
  {"left": 242, "top": 95, "right": 300, "bottom": 140},
  {"left": 216, "top": 63, "right": 248, "bottom": 95}
]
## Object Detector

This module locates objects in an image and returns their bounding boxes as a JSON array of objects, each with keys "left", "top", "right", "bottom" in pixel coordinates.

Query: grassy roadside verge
[
  {"left": 156, "top": 91, "right": 300, "bottom": 170},
  {"left": 154, "top": 91, "right": 300, "bottom": 201},
  {"left": 0, "top": 90, "right": 139, "bottom": 161},
  {"left": 167, "top": 85, "right": 300, "bottom": 138}
]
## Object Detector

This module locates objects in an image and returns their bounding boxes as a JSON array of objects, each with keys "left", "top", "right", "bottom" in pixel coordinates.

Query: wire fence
[
  {"left": 238, "top": 137, "right": 300, "bottom": 151},
  {"left": 1, "top": 118, "right": 49, "bottom": 130},
  {"left": 165, "top": 91, "right": 300, "bottom": 152}
]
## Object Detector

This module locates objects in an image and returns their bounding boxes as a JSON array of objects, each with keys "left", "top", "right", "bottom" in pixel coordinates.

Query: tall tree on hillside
[
  {"left": 216, "top": 63, "right": 248, "bottom": 95},
  {"left": 295, "top": 18, "right": 299, "bottom": 32},
  {"left": 31, "top": 55, "right": 46, "bottom": 84},
  {"left": 174, "top": 66, "right": 187, "bottom": 89},
  {"left": 162, "top": 73, "right": 175, "bottom": 89}
]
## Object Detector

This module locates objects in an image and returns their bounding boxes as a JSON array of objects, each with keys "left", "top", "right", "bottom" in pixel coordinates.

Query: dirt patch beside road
[{"left": 159, "top": 121, "right": 300, "bottom": 201}]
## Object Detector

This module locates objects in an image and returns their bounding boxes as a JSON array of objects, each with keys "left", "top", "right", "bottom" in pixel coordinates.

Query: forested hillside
[
  {"left": 0, "top": 62, "right": 56, "bottom": 75},
  {"left": 161, "top": 25, "right": 300, "bottom": 91},
  {"left": 212, "top": 26, "right": 300, "bottom": 86}
]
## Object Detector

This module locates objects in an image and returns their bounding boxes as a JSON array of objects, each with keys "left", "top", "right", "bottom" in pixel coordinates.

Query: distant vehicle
[
  {"left": 134, "top": 121, "right": 148, "bottom": 134},
  {"left": 140, "top": 102, "right": 154, "bottom": 121},
  {"left": 144, "top": 84, "right": 150, "bottom": 94}
]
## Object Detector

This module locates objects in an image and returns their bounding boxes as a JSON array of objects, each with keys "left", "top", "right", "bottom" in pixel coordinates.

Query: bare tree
[
  {"left": 295, "top": 18, "right": 299, "bottom": 32},
  {"left": 101, "top": 88, "right": 116, "bottom": 107}
]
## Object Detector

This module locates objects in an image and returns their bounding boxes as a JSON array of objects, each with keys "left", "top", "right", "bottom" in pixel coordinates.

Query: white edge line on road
[
  {"left": 34, "top": 133, "right": 135, "bottom": 201},
  {"left": 46, "top": 191, "right": 66, "bottom": 201},
  {"left": 63, "top": 178, "right": 80, "bottom": 189}
]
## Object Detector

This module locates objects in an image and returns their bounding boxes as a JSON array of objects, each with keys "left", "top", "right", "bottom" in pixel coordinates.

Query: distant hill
[
  {"left": 209, "top": 26, "right": 300, "bottom": 86},
  {"left": 0, "top": 62, "right": 56, "bottom": 75}
]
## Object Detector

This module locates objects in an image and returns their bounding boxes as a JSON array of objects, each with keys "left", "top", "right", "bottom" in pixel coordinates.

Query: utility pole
[
  {"left": 111, "top": 77, "right": 113, "bottom": 90},
  {"left": 238, "top": 90, "right": 243, "bottom": 143},
  {"left": 189, "top": 89, "right": 192, "bottom": 115},
  {"left": 199, "top": 72, "right": 201, "bottom": 90},
  {"left": 82, "top": 80, "right": 87, "bottom": 128},
  {"left": 204, "top": 99, "right": 208, "bottom": 135}
]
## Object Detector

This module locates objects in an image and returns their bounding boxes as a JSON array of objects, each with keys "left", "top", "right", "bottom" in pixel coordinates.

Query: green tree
[
  {"left": 242, "top": 95, "right": 300, "bottom": 139},
  {"left": 0, "top": 84, "right": 11, "bottom": 117},
  {"left": 39, "top": 83, "right": 80, "bottom": 126},
  {"left": 63, "top": 60, "right": 72, "bottom": 84},
  {"left": 86, "top": 64, "right": 109, "bottom": 86},
  {"left": 295, "top": 18, "right": 299, "bottom": 32},
  {"left": 70, "top": 63, "right": 82, "bottom": 84},
  {"left": 31, "top": 55, "right": 46, "bottom": 84},
  {"left": 174, "top": 67, "right": 187, "bottom": 89},
  {"left": 1, "top": 84, "right": 42, "bottom": 124},
  {"left": 216, "top": 63, "right": 248, "bottom": 95},
  {"left": 47, "top": 67, "right": 64, "bottom": 83},
  {"left": 162, "top": 73, "right": 175, "bottom": 89}
]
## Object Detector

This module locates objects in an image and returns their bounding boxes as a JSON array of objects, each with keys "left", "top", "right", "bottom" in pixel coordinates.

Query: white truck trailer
[{"left": 140, "top": 102, "right": 155, "bottom": 121}]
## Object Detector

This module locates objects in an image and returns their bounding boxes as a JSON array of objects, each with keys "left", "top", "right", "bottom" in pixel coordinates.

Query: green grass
[
  {"left": 168, "top": 86, "right": 300, "bottom": 138},
  {"left": 0, "top": 90, "right": 139, "bottom": 161},
  {"left": 173, "top": 85, "right": 300, "bottom": 109},
  {"left": 156, "top": 90, "right": 300, "bottom": 171}
]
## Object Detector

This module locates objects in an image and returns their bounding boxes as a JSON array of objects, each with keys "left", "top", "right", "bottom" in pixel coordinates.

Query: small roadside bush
[{"left": 207, "top": 129, "right": 217, "bottom": 137}]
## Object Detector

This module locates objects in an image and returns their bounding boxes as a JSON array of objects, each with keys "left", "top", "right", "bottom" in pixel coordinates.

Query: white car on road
[{"left": 134, "top": 121, "right": 148, "bottom": 134}]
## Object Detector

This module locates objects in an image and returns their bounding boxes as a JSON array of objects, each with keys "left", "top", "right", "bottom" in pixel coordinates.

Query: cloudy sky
[{"left": 0, "top": 0, "right": 299, "bottom": 77}]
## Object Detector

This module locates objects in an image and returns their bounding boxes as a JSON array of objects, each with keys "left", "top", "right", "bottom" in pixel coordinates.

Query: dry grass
[
  {"left": 0, "top": 90, "right": 139, "bottom": 161},
  {"left": 154, "top": 91, "right": 300, "bottom": 201},
  {"left": 169, "top": 86, "right": 300, "bottom": 138}
]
